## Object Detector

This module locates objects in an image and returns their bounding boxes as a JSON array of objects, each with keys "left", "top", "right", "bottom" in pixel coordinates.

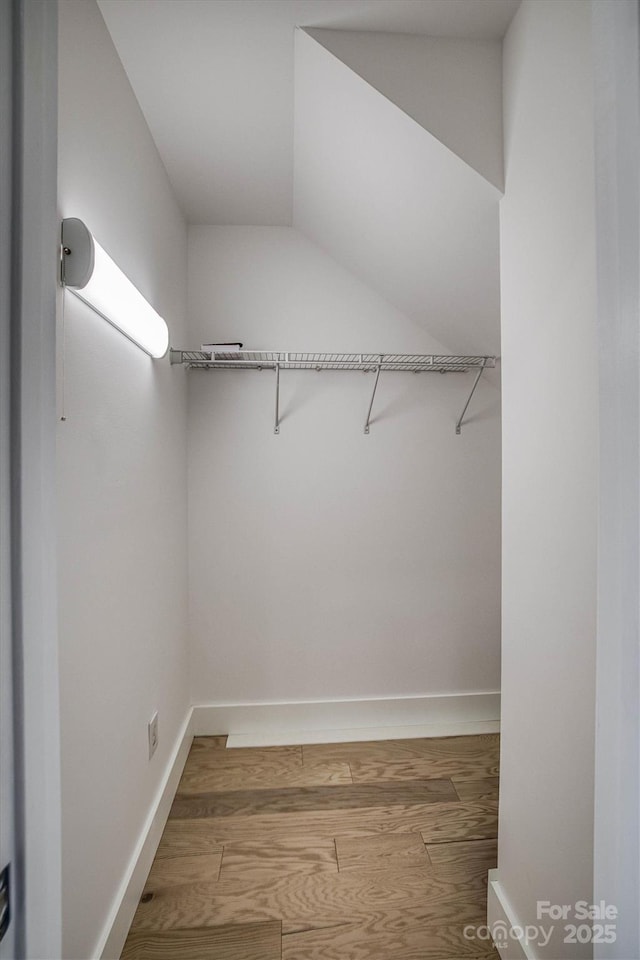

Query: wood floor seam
[
  {"left": 424, "top": 841, "right": 435, "bottom": 869},
  {"left": 171, "top": 778, "right": 460, "bottom": 819},
  {"left": 281, "top": 920, "right": 354, "bottom": 937},
  {"left": 123, "top": 733, "right": 500, "bottom": 960}
]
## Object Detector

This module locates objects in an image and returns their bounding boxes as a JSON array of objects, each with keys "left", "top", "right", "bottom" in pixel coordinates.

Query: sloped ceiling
[
  {"left": 293, "top": 29, "right": 501, "bottom": 354},
  {"left": 304, "top": 28, "right": 503, "bottom": 190},
  {"left": 97, "top": 0, "right": 518, "bottom": 224},
  {"left": 98, "top": 0, "right": 512, "bottom": 355}
]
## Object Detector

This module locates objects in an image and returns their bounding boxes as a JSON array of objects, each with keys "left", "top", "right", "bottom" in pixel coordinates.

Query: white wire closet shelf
[{"left": 169, "top": 349, "right": 497, "bottom": 435}]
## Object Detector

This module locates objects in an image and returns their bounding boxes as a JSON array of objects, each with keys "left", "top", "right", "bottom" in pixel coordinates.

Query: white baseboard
[
  {"left": 93, "top": 695, "right": 500, "bottom": 958},
  {"left": 192, "top": 692, "right": 500, "bottom": 747},
  {"left": 96, "top": 708, "right": 194, "bottom": 960},
  {"left": 227, "top": 719, "right": 500, "bottom": 748},
  {"left": 487, "top": 870, "right": 537, "bottom": 960}
]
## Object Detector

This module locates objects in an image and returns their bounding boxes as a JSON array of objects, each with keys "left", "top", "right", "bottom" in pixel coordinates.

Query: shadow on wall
[
  {"left": 275, "top": 371, "right": 500, "bottom": 432},
  {"left": 370, "top": 384, "right": 501, "bottom": 431}
]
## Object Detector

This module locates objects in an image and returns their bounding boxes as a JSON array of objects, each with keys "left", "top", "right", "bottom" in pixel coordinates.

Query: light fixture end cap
[{"left": 61, "top": 218, "right": 94, "bottom": 288}]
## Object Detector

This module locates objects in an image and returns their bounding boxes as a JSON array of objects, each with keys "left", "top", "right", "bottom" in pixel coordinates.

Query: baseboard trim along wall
[
  {"left": 96, "top": 708, "right": 194, "bottom": 960},
  {"left": 192, "top": 692, "right": 501, "bottom": 747},
  {"left": 487, "top": 870, "right": 538, "bottom": 960},
  {"left": 95, "top": 694, "right": 500, "bottom": 957}
]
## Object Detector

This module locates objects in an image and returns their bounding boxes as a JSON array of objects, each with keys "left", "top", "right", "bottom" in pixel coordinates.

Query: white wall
[
  {"left": 592, "top": 2, "right": 640, "bottom": 955},
  {"left": 187, "top": 226, "right": 501, "bottom": 711},
  {"left": 495, "top": 2, "right": 598, "bottom": 956},
  {"left": 57, "top": 2, "right": 189, "bottom": 957}
]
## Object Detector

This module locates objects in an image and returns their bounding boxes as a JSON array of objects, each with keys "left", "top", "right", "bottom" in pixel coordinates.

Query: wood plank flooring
[{"left": 122, "top": 733, "right": 500, "bottom": 960}]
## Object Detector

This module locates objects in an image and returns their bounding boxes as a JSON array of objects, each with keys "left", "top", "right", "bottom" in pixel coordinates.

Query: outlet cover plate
[{"left": 148, "top": 712, "right": 158, "bottom": 759}]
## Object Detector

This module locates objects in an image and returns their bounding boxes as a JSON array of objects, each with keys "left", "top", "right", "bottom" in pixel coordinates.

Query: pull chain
[{"left": 59, "top": 284, "right": 67, "bottom": 422}]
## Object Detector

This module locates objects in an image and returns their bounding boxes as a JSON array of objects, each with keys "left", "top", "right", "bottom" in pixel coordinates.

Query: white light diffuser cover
[{"left": 64, "top": 220, "right": 169, "bottom": 359}]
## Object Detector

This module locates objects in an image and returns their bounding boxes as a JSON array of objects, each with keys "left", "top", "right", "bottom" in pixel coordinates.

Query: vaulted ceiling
[{"left": 97, "top": 0, "right": 519, "bottom": 354}]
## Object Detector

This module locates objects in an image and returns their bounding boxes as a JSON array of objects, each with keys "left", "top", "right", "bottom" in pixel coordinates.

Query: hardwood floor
[{"left": 122, "top": 733, "right": 500, "bottom": 960}]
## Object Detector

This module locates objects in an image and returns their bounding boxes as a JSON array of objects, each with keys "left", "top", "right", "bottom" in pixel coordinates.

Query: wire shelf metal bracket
[
  {"left": 169, "top": 349, "right": 496, "bottom": 435},
  {"left": 364, "top": 359, "right": 383, "bottom": 435},
  {"left": 455, "top": 360, "right": 487, "bottom": 435},
  {"left": 274, "top": 363, "right": 280, "bottom": 436}
]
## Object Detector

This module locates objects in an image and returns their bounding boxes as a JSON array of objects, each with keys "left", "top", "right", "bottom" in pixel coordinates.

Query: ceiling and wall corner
[
  {"left": 97, "top": 0, "right": 517, "bottom": 357},
  {"left": 96, "top": 0, "right": 518, "bottom": 226},
  {"left": 293, "top": 28, "right": 502, "bottom": 356},
  {"left": 303, "top": 28, "right": 504, "bottom": 190}
]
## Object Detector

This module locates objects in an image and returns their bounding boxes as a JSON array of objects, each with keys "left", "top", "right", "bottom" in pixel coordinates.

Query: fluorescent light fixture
[{"left": 61, "top": 218, "right": 169, "bottom": 359}]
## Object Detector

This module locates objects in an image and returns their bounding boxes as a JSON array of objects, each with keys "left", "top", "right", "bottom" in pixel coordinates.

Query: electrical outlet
[{"left": 148, "top": 712, "right": 158, "bottom": 759}]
